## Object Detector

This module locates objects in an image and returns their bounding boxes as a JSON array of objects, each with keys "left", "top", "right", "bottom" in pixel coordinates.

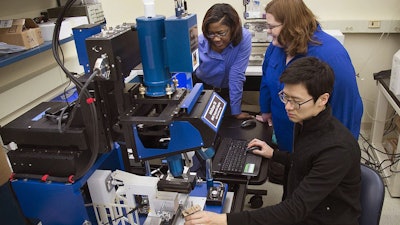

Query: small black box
[{"left": 206, "top": 186, "right": 225, "bottom": 206}]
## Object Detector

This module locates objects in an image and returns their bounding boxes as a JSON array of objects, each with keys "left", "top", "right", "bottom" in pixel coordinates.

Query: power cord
[{"left": 359, "top": 131, "right": 400, "bottom": 182}]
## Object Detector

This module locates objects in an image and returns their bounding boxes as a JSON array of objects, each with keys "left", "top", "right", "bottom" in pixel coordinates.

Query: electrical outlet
[
  {"left": 368, "top": 20, "right": 381, "bottom": 28},
  {"left": 320, "top": 19, "right": 400, "bottom": 33}
]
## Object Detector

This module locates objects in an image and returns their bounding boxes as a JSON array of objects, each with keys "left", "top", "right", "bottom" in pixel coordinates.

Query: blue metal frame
[
  {"left": 11, "top": 144, "right": 124, "bottom": 225},
  {"left": 133, "top": 121, "right": 204, "bottom": 160},
  {"left": 181, "top": 83, "right": 203, "bottom": 114}
]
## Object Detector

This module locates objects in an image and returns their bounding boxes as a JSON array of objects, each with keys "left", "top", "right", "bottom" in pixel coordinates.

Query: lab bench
[{"left": 370, "top": 77, "right": 400, "bottom": 197}]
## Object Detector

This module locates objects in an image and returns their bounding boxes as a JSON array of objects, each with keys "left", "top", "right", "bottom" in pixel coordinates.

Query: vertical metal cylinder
[
  {"left": 206, "top": 158, "right": 214, "bottom": 189},
  {"left": 166, "top": 154, "right": 184, "bottom": 177},
  {"left": 136, "top": 15, "right": 171, "bottom": 97}
]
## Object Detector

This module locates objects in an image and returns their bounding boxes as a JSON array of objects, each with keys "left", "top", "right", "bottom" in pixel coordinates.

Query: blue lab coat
[{"left": 259, "top": 26, "right": 363, "bottom": 152}]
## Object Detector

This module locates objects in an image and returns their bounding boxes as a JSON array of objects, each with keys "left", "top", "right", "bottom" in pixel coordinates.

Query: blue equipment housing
[
  {"left": 136, "top": 13, "right": 199, "bottom": 97},
  {"left": 136, "top": 15, "right": 171, "bottom": 97},
  {"left": 165, "top": 13, "right": 199, "bottom": 73},
  {"left": 72, "top": 23, "right": 103, "bottom": 73}
]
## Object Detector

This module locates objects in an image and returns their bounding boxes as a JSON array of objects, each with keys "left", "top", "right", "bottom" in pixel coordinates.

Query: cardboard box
[
  {"left": 0, "top": 18, "right": 44, "bottom": 49},
  {"left": 0, "top": 146, "right": 12, "bottom": 186}
]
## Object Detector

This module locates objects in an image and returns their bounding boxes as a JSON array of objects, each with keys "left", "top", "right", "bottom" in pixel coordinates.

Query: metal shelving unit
[{"left": 0, "top": 36, "right": 74, "bottom": 68}]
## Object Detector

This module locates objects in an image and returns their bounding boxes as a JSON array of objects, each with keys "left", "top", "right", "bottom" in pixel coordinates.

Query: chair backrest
[{"left": 358, "top": 164, "right": 385, "bottom": 225}]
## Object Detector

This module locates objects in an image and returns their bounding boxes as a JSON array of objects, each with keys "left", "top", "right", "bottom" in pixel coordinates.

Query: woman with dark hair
[{"left": 194, "top": 3, "right": 253, "bottom": 119}]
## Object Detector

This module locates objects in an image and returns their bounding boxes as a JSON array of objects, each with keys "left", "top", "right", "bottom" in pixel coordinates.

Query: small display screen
[{"left": 201, "top": 92, "right": 226, "bottom": 131}]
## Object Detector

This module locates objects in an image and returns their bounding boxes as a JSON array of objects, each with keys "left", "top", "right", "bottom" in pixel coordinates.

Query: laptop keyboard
[{"left": 218, "top": 138, "right": 248, "bottom": 173}]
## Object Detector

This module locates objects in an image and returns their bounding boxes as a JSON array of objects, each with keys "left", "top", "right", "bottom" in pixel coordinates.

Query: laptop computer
[{"left": 212, "top": 136, "right": 262, "bottom": 177}]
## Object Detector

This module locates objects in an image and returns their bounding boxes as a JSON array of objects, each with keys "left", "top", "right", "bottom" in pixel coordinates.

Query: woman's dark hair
[
  {"left": 265, "top": 0, "right": 320, "bottom": 56},
  {"left": 202, "top": 3, "right": 242, "bottom": 46},
  {"left": 280, "top": 57, "right": 334, "bottom": 101}
]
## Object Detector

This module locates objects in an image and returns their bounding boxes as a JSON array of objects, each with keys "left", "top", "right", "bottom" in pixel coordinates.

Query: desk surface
[
  {"left": 379, "top": 78, "right": 400, "bottom": 107},
  {"left": 214, "top": 116, "right": 272, "bottom": 212},
  {"left": 214, "top": 116, "right": 272, "bottom": 185},
  {"left": 218, "top": 117, "right": 272, "bottom": 144}
]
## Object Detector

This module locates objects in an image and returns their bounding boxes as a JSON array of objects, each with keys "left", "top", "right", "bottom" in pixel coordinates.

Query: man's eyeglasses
[
  {"left": 206, "top": 30, "right": 228, "bottom": 39},
  {"left": 278, "top": 91, "right": 313, "bottom": 110},
  {"left": 266, "top": 23, "right": 282, "bottom": 30}
]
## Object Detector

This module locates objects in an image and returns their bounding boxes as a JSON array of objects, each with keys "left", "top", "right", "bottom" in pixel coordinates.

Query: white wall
[
  {"left": 99, "top": 0, "right": 400, "bottom": 27},
  {"left": 307, "top": 0, "right": 400, "bottom": 127},
  {"left": 305, "top": 0, "right": 400, "bottom": 20}
]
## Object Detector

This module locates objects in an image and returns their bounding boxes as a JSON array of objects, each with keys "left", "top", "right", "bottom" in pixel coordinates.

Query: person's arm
[
  {"left": 247, "top": 138, "right": 274, "bottom": 158},
  {"left": 184, "top": 211, "right": 227, "bottom": 225},
  {"left": 228, "top": 28, "right": 251, "bottom": 116},
  {"left": 235, "top": 112, "right": 253, "bottom": 119},
  {"left": 271, "top": 148, "right": 291, "bottom": 166},
  {"left": 247, "top": 138, "right": 290, "bottom": 165},
  {"left": 227, "top": 147, "right": 356, "bottom": 224},
  {"left": 255, "top": 113, "right": 272, "bottom": 125}
]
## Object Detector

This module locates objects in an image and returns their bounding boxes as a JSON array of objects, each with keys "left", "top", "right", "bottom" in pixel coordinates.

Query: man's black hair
[{"left": 280, "top": 56, "right": 335, "bottom": 101}]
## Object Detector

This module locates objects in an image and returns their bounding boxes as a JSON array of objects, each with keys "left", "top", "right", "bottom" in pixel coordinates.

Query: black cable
[
  {"left": 383, "top": 157, "right": 400, "bottom": 173},
  {"left": 61, "top": 69, "right": 99, "bottom": 132},
  {"left": 359, "top": 133, "right": 400, "bottom": 157},
  {"left": 48, "top": 0, "right": 101, "bottom": 182},
  {"left": 58, "top": 39, "right": 65, "bottom": 66},
  {"left": 383, "top": 111, "right": 396, "bottom": 136},
  {"left": 52, "top": 0, "right": 83, "bottom": 89},
  {"left": 70, "top": 70, "right": 101, "bottom": 181},
  {"left": 62, "top": 79, "right": 73, "bottom": 106},
  {"left": 359, "top": 133, "right": 380, "bottom": 168},
  {"left": 359, "top": 132, "right": 400, "bottom": 181},
  {"left": 389, "top": 158, "right": 400, "bottom": 174}
]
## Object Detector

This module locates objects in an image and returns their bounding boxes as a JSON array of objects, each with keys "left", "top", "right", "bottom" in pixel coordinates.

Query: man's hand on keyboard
[{"left": 247, "top": 138, "right": 274, "bottom": 159}]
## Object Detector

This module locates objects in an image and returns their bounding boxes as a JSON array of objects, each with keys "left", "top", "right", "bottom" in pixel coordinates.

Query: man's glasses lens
[{"left": 278, "top": 91, "right": 313, "bottom": 110}]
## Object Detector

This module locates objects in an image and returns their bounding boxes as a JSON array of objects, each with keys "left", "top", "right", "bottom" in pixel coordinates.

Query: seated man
[{"left": 184, "top": 56, "right": 361, "bottom": 225}]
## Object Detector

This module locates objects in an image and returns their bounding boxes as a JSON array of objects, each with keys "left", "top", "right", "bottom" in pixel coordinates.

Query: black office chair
[{"left": 359, "top": 164, "right": 385, "bottom": 225}]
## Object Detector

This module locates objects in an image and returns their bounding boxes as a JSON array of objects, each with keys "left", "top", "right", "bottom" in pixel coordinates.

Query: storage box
[
  {"left": 0, "top": 146, "right": 12, "bottom": 186},
  {"left": 0, "top": 18, "right": 44, "bottom": 49},
  {"left": 38, "top": 17, "right": 89, "bottom": 42}
]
